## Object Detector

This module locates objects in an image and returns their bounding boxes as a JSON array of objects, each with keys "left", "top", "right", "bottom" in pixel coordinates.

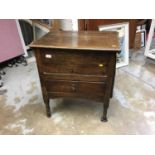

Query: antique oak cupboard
[{"left": 30, "top": 31, "right": 120, "bottom": 122}]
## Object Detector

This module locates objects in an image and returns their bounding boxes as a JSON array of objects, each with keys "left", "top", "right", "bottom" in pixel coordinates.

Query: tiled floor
[{"left": 0, "top": 49, "right": 155, "bottom": 134}]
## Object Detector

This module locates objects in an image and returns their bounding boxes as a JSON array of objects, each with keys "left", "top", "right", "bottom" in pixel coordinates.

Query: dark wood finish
[
  {"left": 30, "top": 31, "right": 120, "bottom": 50},
  {"left": 78, "top": 19, "right": 137, "bottom": 49},
  {"left": 30, "top": 31, "right": 120, "bottom": 122},
  {"left": 45, "top": 80, "right": 106, "bottom": 95}
]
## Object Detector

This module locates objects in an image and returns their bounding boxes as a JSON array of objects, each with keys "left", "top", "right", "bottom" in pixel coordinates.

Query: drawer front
[
  {"left": 78, "top": 82, "right": 106, "bottom": 95},
  {"left": 41, "top": 73, "right": 108, "bottom": 83},
  {"left": 40, "top": 63, "right": 108, "bottom": 76},
  {"left": 45, "top": 80, "right": 78, "bottom": 93},
  {"left": 40, "top": 49, "right": 110, "bottom": 65},
  {"left": 44, "top": 80, "right": 106, "bottom": 95}
]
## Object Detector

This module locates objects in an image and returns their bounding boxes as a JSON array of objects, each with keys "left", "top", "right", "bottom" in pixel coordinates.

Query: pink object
[{"left": 0, "top": 19, "right": 24, "bottom": 63}]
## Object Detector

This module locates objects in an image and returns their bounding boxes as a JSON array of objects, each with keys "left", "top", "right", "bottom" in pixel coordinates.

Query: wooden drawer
[
  {"left": 37, "top": 49, "right": 110, "bottom": 76},
  {"left": 40, "top": 49, "right": 110, "bottom": 65},
  {"left": 44, "top": 80, "right": 106, "bottom": 95},
  {"left": 78, "top": 82, "right": 106, "bottom": 95},
  {"left": 45, "top": 80, "right": 78, "bottom": 93},
  {"left": 40, "top": 63, "right": 108, "bottom": 76},
  {"left": 40, "top": 73, "right": 108, "bottom": 83}
]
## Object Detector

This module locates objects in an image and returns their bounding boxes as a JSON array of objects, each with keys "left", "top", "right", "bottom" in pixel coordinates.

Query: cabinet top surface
[{"left": 30, "top": 31, "right": 120, "bottom": 51}]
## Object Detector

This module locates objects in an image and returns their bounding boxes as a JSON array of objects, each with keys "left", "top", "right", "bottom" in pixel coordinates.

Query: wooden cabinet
[
  {"left": 78, "top": 19, "right": 137, "bottom": 49},
  {"left": 30, "top": 31, "right": 120, "bottom": 122}
]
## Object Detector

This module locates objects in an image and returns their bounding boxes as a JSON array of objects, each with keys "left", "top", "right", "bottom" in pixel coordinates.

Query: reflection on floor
[{"left": 0, "top": 49, "right": 155, "bottom": 134}]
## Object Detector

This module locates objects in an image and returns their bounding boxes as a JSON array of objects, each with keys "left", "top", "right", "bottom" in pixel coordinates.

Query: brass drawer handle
[
  {"left": 98, "top": 64, "right": 104, "bottom": 67},
  {"left": 45, "top": 54, "right": 52, "bottom": 59}
]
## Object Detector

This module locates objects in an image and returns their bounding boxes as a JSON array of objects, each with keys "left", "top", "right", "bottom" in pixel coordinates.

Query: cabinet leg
[
  {"left": 101, "top": 102, "right": 109, "bottom": 122},
  {"left": 45, "top": 101, "right": 51, "bottom": 117},
  {"left": 42, "top": 85, "right": 51, "bottom": 117},
  {"left": 110, "top": 88, "right": 113, "bottom": 98},
  {"left": 43, "top": 93, "right": 51, "bottom": 117}
]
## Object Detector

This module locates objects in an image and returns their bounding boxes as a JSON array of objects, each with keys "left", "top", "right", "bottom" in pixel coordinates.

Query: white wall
[{"left": 59, "top": 19, "right": 78, "bottom": 31}]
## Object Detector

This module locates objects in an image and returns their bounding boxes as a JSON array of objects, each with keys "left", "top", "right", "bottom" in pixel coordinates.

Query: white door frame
[
  {"left": 16, "top": 19, "right": 28, "bottom": 57},
  {"left": 145, "top": 19, "right": 155, "bottom": 59}
]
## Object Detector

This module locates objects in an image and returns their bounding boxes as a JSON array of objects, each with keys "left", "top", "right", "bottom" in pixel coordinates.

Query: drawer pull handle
[
  {"left": 71, "top": 86, "right": 76, "bottom": 91},
  {"left": 99, "top": 64, "right": 104, "bottom": 67},
  {"left": 71, "top": 84, "right": 76, "bottom": 91},
  {"left": 45, "top": 54, "right": 52, "bottom": 59}
]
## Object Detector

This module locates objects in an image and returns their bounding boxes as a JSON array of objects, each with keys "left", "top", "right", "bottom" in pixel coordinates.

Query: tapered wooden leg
[
  {"left": 101, "top": 100, "right": 109, "bottom": 122},
  {"left": 45, "top": 100, "right": 51, "bottom": 117},
  {"left": 42, "top": 89, "right": 51, "bottom": 117}
]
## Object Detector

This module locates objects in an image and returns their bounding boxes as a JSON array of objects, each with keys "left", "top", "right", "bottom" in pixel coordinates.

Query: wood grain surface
[{"left": 30, "top": 31, "right": 120, "bottom": 51}]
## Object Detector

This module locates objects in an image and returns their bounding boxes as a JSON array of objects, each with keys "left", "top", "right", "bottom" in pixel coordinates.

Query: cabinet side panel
[{"left": 104, "top": 52, "right": 116, "bottom": 101}]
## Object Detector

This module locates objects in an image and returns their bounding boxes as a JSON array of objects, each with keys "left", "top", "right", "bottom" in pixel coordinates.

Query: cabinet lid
[{"left": 30, "top": 31, "right": 120, "bottom": 51}]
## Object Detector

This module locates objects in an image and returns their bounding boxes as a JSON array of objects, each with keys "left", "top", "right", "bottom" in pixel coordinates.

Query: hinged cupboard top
[{"left": 30, "top": 31, "right": 120, "bottom": 51}]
